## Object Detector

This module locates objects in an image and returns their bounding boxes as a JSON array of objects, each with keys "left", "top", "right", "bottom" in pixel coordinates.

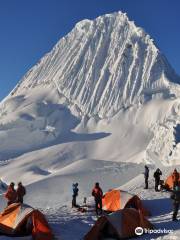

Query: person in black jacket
[
  {"left": 171, "top": 184, "right": 180, "bottom": 221},
  {"left": 144, "top": 165, "right": 149, "bottom": 189},
  {"left": 16, "top": 182, "right": 26, "bottom": 203},
  {"left": 153, "top": 168, "right": 162, "bottom": 191}
]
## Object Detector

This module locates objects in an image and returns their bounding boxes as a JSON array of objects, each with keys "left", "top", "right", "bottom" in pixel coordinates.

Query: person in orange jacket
[
  {"left": 4, "top": 182, "right": 17, "bottom": 206},
  {"left": 172, "top": 169, "right": 180, "bottom": 188},
  {"left": 16, "top": 182, "right": 26, "bottom": 203},
  {"left": 92, "top": 182, "right": 103, "bottom": 215}
]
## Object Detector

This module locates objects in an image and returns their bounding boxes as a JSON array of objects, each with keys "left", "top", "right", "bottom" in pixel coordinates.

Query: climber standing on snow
[
  {"left": 72, "top": 183, "right": 79, "bottom": 208},
  {"left": 172, "top": 169, "right": 180, "bottom": 188},
  {"left": 153, "top": 168, "right": 162, "bottom": 191},
  {"left": 16, "top": 182, "right": 26, "bottom": 203},
  {"left": 4, "top": 182, "right": 17, "bottom": 206},
  {"left": 92, "top": 182, "right": 103, "bottom": 215},
  {"left": 171, "top": 184, "right": 180, "bottom": 221},
  {"left": 144, "top": 165, "right": 149, "bottom": 189}
]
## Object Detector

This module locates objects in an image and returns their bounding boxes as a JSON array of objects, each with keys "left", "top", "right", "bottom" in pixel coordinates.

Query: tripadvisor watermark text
[{"left": 135, "top": 227, "right": 173, "bottom": 236}]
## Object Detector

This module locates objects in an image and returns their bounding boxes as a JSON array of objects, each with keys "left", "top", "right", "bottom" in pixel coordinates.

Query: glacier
[
  {"left": 0, "top": 11, "right": 179, "bottom": 204},
  {"left": 0, "top": 11, "right": 180, "bottom": 240}
]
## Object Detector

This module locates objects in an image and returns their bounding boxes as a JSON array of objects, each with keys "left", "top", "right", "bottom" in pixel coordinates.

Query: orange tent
[
  {"left": 102, "top": 189, "right": 150, "bottom": 216},
  {"left": 165, "top": 172, "right": 180, "bottom": 190},
  {"left": 0, "top": 203, "right": 53, "bottom": 240},
  {"left": 84, "top": 208, "right": 153, "bottom": 240}
]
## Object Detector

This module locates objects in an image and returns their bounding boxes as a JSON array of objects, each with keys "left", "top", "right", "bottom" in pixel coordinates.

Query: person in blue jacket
[{"left": 72, "top": 183, "right": 79, "bottom": 208}]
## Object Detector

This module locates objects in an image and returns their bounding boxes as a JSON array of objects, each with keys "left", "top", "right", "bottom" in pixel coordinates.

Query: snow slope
[
  {"left": 0, "top": 11, "right": 180, "bottom": 239},
  {"left": 1, "top": 165, "right": 180, "bottom": 240}
]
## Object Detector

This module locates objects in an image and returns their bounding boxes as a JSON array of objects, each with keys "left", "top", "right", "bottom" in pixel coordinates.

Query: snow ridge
[{"left": 11, "top": 11, "right": 180, "bottom": 118}]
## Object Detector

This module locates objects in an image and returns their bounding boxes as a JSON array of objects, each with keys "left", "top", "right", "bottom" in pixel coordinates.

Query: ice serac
[{"left": 11, "top": 11, "right": 180, "bottom": 118}]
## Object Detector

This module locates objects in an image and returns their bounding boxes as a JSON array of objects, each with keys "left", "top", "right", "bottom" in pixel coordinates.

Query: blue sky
[{"left": 0, "top": 0, "right": 180, "bottom": 100}]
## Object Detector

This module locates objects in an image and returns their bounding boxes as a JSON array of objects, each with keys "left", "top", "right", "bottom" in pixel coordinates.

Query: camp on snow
[
  {"left": 0, "top": 203, "right": 53, "bottom": 240},
  {"left": 102, "top": 189, "right": 150, "bottom": 216},
  {"left": 84, "top": 208, "right": 153, "bottom": 240}
]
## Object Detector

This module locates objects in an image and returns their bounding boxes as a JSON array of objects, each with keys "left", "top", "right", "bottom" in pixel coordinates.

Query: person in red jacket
[
  {"left": 92, "top": 182, "right": 103, "bottom": 215},
  {"left": 16, "top": 182, "right": 26, "bottom": 203},
  {"left": 4, "top": 182, "right": 17, "bottom": 206}
]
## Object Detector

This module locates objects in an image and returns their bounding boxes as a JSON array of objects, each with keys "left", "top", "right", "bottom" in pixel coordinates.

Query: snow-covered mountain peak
[
  {"left": 0, "top": 10, "right": 179, "bottom": 204},
  {"left": 75, "top": 19, "right": 92, "bottom": 30},
  {"left": 8, "top": 12, "right": 180, "bottom": 118}
]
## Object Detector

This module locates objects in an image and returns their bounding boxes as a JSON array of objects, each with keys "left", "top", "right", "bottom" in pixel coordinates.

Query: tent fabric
[
  {"left": 102, "top": 189, "right": 150, "bottom": 216},
  {"left": 84, "top": 208, "right": 153, "bottom": 240},
  {"left": 31, "top": 210, "right": 53, "bottom": 240},
  {"left": 165, "top": 173, "right": 180, "bottom": 190},
  {"left": 0, "top": 203, "right": 53, "bottom": 240},
  {"left": 0, "top": 203, "right": 33, "bottom": 234}
]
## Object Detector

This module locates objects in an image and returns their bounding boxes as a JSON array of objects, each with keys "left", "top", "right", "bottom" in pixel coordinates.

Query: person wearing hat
[
  {"left": 4, "top": 182, "right": 17, "bottom": 206},
  {"left": 16, "top": 182, "right": 26, "bottom": 204}
]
